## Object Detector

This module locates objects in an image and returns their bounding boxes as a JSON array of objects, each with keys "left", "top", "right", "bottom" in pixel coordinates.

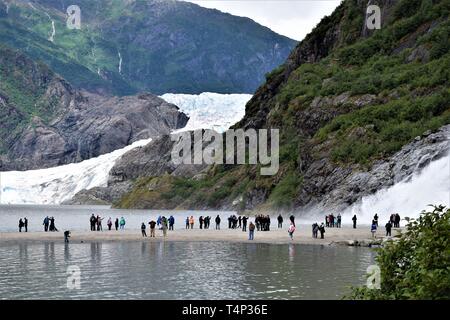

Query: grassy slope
[{"left": 116, "top": 0, "right": 450, "bottom": 210}]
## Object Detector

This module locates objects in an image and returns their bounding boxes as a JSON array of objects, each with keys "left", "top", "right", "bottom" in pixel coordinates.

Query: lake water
[
  {"left": 0, "top": 241, "right": 375, "bottom": 300},
  {"left": 0, "top": 205, "right": 376, "bottom": 299}
]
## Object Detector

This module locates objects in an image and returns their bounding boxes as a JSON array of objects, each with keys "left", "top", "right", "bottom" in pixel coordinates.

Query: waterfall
[{"left": 342, "top": 152, "right": 450, "bottom": 224}]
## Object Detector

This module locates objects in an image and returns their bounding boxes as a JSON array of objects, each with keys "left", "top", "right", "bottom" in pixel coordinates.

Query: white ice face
[
  {"left": 0, "top": 93, "right": 251, "bottom": 205},
  {"left": 161, "top": 92, "right": 252, "bottom": 133}
]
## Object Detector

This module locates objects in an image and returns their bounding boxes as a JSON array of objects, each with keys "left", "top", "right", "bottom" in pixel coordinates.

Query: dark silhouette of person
[
  {"left": 289, "top": 215, "right": 295, "bottom": 227},
  {"left": 385, "top": 221, "right": 392, "bottom": 236},
  {"left": 64, "top": 231, "right": 71, "bottom": 243},
  {"left": 199, "top": 216, "right": 204, "bottom": 229},
  {"left": 319, "top": 223, "right": 325, "bottom": 239},
  {"left": 395, "top": 213, "right": 401, "bottom": 228},
  {"left": 168, "top": 216, "right": 175, "bottom": 230},
  {"left": 90, "top": 214, "right": 96, "bottom": 231},
  {"left": 49, "top": 217, "right": 57, "bottom": 232},
  {"left": 115, "top": 218, "right": 119, "bottom": 231},
  {"left": 277, "top": 214, "right": 283, "bottom": 228},
  {"left": 19, "top": 219, "right": 24, "bottom": 232},
  {"left": 373, "top": 213, "right": 379, "bottom": 227},
  {"left": 352, "top": 214, "right": 357, "bottom": 229},
  {"left": 149, "top": 220, "right": 156, "bottom": 237},
  {"left": 238, "top": 216, "right": 242, "bottom": 228},
  {"left": 242, "top": 216, "right": 248, "bottom": 232},
  {"left": 24, "top": 217, "right": 28, "bottom": 232},
  {"left": 141, "top": 223, "right": 147, "bottom": 237},
  {"left": 43, "top": 216, "right": 49, "bottom": 232},
  {"left": 215, "top": 215, "right": 221, "bottom": 230}
]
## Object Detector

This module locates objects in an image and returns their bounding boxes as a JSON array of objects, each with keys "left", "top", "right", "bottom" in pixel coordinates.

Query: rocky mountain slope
[
  {"left": 0, "top": 0, "right": 295, "bottom": 95},
  {"left": 0, "top": 45, "right": 188, "bottom": 170},
  {"left": 82, "top": 0, "right": 449, "bottom": 212}
]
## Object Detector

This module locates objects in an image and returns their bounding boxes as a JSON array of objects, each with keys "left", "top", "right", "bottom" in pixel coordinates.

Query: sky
[{"left": 182, "top": 0, "right": 342, "bottom": 41}]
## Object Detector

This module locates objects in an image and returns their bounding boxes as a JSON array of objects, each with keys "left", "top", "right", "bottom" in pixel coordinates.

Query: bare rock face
[
  {"left": 67, "top": 132, "right": 210, "bottom": 205},
  {"left": 0, "top": 46, "right": 189, "bottom": 171},
  {"left": 2, "top": 87, "right": 188, "bottom": 171}
]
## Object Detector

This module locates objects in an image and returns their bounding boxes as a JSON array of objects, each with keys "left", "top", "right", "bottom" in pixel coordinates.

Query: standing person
[
  {"left": 288, "top": 223, "right": 296, "bottom": 240},
  {"left": 371, "top": 220, "right": 377, "bottom": 238},
  {"left": 373, "top": 214, "right": 379, "bottom": 227},
  {"left": 49, "top": 217, "right": 57, "bottom": 232},
  {"left": 43, "top": 216, "right": 50, "bottom": 232},
  {"left": 352, "top": 214, "right": 357, "bottom": 229},
  {"left": 312, "top": 223, "right": 319, "bottom": 239},
  {"left": 277, "top": 214, "right": 283, "bottom": 228},
  {"left": 168, "top": 215, "right": 175, "bottom": 231},
  {"left": 238, "top": 216, "right": 242, "bottom": 229},
  {"left": 395, "top": 213, "right": 401, "bottom": 228},
  {"left": 185, "top": 217, "right": 190, "bottom": 229},
  {"left": 319, "top": 223, "right": 325, "bottom": 239},
  {"left": 64, "top": 231, "right": 71, "bottom": 243},
  {"left": 19, "top": 219, "right": 24, "bottom": 232},
  {"left": 97, "top": 215, "right": 104, "bottom": 231},
  {"left": 119, "top": 217, "right": 126, "bottom": 230},
  {"left": 325, "top": 215, "right": 329, "bottom": 227},
  {"left": 337, "top": 214, "right": 342, "bottom": 228},
  {"left": 90, "top": 214, "right": 96, "bottom": 231},
  {"left": 248, "top": 221, "right": 255, "bottom": 240},
  {"left": 107, "top": 217, "right": 112, "bottom": 231},
  {"left": 385, "top": 220, "right": 392, "bottom": 237},
  {"left": 189, "top": 216, "right": 194, "bottom": 229},
  {"left": 161, "top": 217, "right": 168, "bottom": 237},
  {"left": 115, "top": 218, "right": 119, "bottom": 231},
  {"left": 289, "top": 214, "right": 295, "bottom": 227},
  {"left": 149, "top": 220, "right": 156, "bottom": 237},
  {"left": 199, "top": 216, "right": 204, "bottom": 229},
  {"left": 141, "top": 223, "right": 147, "bottom": 237},
  {"left": 242, "top": 216, "right": 248, "bottom": 232},
  {"left": 24, "top": 217, "right": 28, "bottom": 232},
  {"left": 157, "top": 216, "right": 162, "bottom": 229},
  {"left": 215, "top": 215, "right": 221, "bottom": 230}
]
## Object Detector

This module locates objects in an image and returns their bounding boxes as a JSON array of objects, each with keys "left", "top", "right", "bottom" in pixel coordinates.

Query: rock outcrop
[{"left": 0, "top": 46, "right": 188, "bottom": 171}]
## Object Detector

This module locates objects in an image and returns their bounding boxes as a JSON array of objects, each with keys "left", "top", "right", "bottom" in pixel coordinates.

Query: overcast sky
[{"left": 182, "top": 0, "right": 342, "bottom": 40}]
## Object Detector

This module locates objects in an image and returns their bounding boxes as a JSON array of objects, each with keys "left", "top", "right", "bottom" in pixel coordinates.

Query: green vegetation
[
  {"left": 349, "top": 205, "right": 450, "bottom": 300},
  {"left": 0, "top": 0, "right": 295, "bottom": 94},
  {"left": 115, "top": 0, "right": 450, "bottom": 211}
]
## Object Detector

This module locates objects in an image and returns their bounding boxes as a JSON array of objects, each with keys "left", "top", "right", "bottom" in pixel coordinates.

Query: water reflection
[{"left": 0, "top": 242, "right": 375, "bottom": 300}]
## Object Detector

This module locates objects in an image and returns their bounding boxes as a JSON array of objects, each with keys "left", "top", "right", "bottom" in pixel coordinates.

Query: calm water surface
[{"left": 0, "top": 241, "right": 375, "bottom": 299}]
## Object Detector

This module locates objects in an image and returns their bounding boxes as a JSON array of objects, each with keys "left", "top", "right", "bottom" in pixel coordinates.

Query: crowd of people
[
  {"left": 370, "top": 213, "right": 401, "bottom": 238},
  {"left": 89, "top": 214, "right": 125, "bottom": 231},
  {"left": 17, "top": 211, "right": 402, "bottom": 243},
  {"left": 18, "top": 217, "right": 28, "bottom": 232},
  {"left": 325, "top": 213, "right": 342, "bottom": 228}
]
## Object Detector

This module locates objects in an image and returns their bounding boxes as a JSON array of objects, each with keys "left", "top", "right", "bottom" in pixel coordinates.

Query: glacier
[
  {"left": 161, "top": 92, "right": 252, "bottom": 133},
  {"left": 0, "top": 93, "right": 252, "bottom": 205}
]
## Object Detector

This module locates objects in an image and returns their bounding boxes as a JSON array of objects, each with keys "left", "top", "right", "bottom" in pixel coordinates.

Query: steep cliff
[
  {"left": 103, "top": 0, "right": 449, "bottom": 212},
  {"left": 0, "top": 45, "right": 188, "bottom": 170}
]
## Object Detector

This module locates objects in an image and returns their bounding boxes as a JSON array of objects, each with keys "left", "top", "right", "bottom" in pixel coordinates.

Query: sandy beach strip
[{"left": 0, "top": 225, "right": 402, "bottom": 246}]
